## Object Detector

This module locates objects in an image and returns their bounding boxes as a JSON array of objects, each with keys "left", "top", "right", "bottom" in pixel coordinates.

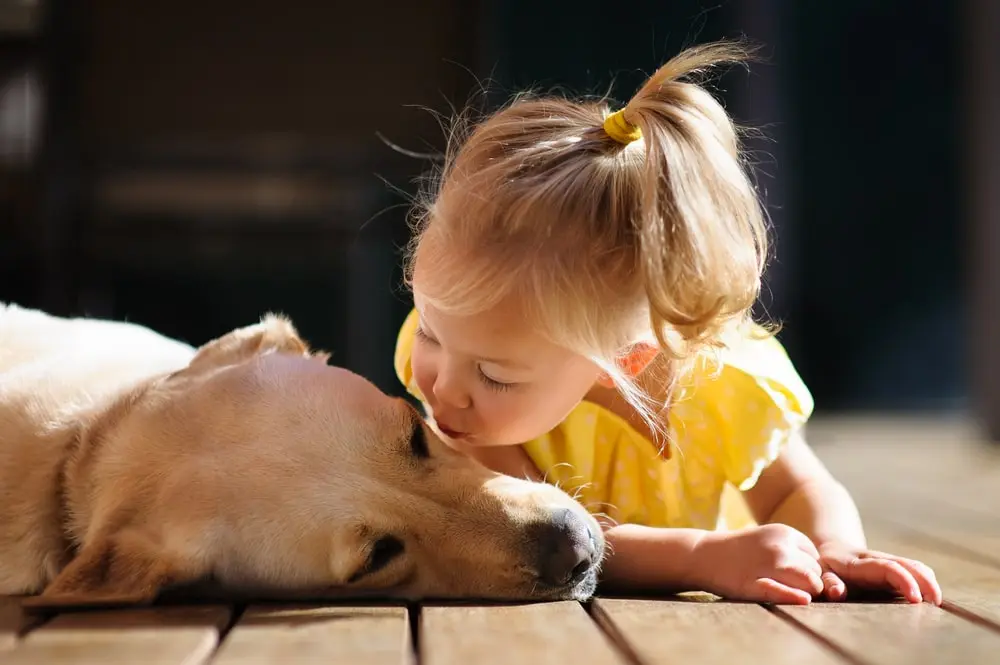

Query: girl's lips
[
  {"left": 438, "top": 426, "right": 468, "bottom": 439},
  {"left": 435, "top": 421, "right": 469, "bottom": 440}
]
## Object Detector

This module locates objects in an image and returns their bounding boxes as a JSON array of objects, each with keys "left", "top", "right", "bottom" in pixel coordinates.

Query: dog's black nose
[{"left": 536, "top": 508, "right": 597, "bottom": 587}]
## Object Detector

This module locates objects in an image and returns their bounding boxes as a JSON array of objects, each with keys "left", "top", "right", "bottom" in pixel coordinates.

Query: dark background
[{"left": 1, "top": 1, "right": 996, "bottom": 437}]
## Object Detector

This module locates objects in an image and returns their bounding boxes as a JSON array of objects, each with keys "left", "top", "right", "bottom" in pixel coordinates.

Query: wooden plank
[
  {"left": 420, "top": 602, "right": 625, "bottom": 665},
  {"left": 0, "top": 597, "right": 41, "bottom": 652},
  {"left": 926, "top": 533, "right": 1000, "bottom": 569},
  {"left": 2, "top": 606, "right": 230, "bottom": 665},
  {"left": 805, "top": 415, "right": 982, "bottom": 449},
  {"left": 211, "top": 605, "right": 409, "bottom": 665},
  {"left": 593, "top": 597, "right": 847, "bottom": 665},
  {"left": 865, "top": 528, "right": 1000, "bottom": 628},
  {"left": 808, "top": 420, "right": 996, "bottom": 488},
  {"left": 871, "top": 523, "right": 1000, "bottom": 571},
  {"left": 850, "top": 488, "right": 1000, "bottom": 542},
  {"left": 812, "top": 422, "right": 1000, "bottom": 544},
  {"left": 778, "top": 602, "right": 1000, "bottom": 664}
]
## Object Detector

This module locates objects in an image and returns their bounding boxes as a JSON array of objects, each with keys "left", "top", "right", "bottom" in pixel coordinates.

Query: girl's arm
[
  {"left": 742, "top": 430, "right": 941, "bottom": 604},
  {"left": 741, "top": 429, "right": 867, "bottom": 549},
  {"left": 598, "top": 525, "right": 706, "bottom": 593}
]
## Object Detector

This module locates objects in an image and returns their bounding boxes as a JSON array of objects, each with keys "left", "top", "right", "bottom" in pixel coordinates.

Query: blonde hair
[{"left": 403, "top": 40, "right": 772, "bottom": 436}]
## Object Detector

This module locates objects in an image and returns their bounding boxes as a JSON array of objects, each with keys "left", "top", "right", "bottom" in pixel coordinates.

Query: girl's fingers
[
  {"left": 829, "top": 556, "right": 922, "bottom": 603},
  {"left": 821, "top": 570, "right": 847, "bottom": 601},
  {"left": 773, "top": 553, "right": 824, "bottom": 596},
  {"left": 882, "top": 556, "right": 943, "bottom": 606},
  {"left": 753, "top": 577, "right": 813, "bottom": 605}
]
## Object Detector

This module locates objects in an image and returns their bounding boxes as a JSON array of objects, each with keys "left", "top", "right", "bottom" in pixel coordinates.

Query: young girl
[{"left": 392, "top": 41, "right": 941, "bottom": 605}]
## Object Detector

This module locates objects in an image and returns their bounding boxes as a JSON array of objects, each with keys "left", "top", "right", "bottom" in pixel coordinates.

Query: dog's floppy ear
[
  {"left": 23, "top": 530, "right": 203, "bottom": 609},
  {"left": 185, "top": 313, "right": 324, "bottom": 372}
]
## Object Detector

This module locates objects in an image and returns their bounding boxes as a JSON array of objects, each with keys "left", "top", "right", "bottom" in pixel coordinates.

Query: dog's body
[
  {"left": 0, "top": 304, "right": 197, "bottom": 593},
  {"left": 0, "top": 303, "right": 603, "bottom": 604}
]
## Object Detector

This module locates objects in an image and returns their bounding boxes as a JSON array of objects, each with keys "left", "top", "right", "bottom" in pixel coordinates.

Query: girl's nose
[{"left": 432, "top": 371, "right": 472, "bottom": 410}]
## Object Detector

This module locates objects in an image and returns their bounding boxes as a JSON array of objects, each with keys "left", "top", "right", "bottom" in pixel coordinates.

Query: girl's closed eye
[
  {"left": 477, "top": 367, "right": 515, "bottom": 393},
  {"left": 417, "top": 323, "right": 517, "bottom": 393}
]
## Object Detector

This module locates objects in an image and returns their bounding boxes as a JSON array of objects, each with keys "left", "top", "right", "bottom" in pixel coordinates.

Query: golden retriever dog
[{"left": 0, "top": 303, "right": 603, "bottom": 606}]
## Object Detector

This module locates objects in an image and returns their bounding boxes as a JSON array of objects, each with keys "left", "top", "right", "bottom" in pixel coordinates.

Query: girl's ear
[{"left": 595, "top": 343, "right": 659, "bottom": 388}]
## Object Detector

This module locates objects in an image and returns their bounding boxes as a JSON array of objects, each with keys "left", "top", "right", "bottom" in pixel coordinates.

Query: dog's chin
[
  {"left": 529, "top": 570, "right": 600, "bottom": 602},
  {"left": 556, "top": 571, "right": 599, "bottom": 602},
  {"left": 569, "top": 572, "right": 599, "bottom": 601}
]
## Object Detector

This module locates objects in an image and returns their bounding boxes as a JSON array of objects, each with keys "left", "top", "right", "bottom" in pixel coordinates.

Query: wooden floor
[{"left": 2, "top": 416, "right": 998, "bottom": 664}]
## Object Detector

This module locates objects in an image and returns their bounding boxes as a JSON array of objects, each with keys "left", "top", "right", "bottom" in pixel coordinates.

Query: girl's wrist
[
  {"left": 600, "top": 524, "right": 718, "bottom": 593},
  {"left": 687, "top": 529, "right": 728, "bottom": 592}
]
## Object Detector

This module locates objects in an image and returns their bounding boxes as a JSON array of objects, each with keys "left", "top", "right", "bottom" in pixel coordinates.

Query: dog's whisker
[
  {"left": 581, "top": 501, "right": 619, "bottom": 516},
  {"left": 541, "top": 462, "right": 578, "bottom": 487}
]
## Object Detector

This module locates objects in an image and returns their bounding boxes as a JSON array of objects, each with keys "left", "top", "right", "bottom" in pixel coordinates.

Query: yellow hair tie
[{"left": 603, "top": 108, "right": 642, "bottom": 145}]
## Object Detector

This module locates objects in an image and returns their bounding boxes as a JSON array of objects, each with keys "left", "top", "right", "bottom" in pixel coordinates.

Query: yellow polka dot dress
[{"left": 393, "top": 309, "right": 814, "bottom": 531}]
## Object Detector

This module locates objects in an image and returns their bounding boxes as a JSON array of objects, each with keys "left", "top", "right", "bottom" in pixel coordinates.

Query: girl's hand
[
  {"left": 817, "top": 542, "right": 943, "bottom": 605},
  {"left": 693, "top": 524, "right": 825, "bottom": 605}
]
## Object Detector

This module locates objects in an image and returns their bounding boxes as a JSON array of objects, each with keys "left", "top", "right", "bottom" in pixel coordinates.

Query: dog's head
[{"left": 37, "top": 315, "right": 604, "bottom": 606}]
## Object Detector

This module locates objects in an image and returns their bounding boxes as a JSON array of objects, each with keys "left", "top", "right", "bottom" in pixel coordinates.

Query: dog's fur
[{"left": 0, "top": 303, "right": 603, "bottom": 605}]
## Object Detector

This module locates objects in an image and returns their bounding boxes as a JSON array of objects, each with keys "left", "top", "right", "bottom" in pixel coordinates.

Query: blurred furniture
[
  {"left": 2, "top": 0, "right": 979, "bottom": 412},
  {"left": 0, "top": 0, "right": 484, "bottom": 396},
  {"left": 968, "top": 0, "right": 1000, "bottom": 443},
  {"left": 0, "top": 0, "right": 47, "bottom": 307},
  {"left": 76, "top": 137, "right": 406, "bottom": 393}
]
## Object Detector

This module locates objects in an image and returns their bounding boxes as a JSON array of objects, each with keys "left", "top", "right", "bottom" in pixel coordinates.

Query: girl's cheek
[
  {"left": 483, "top": 396, "right": 525, "bottom": 436},
  {"left": 410, "top": 355, "right": 434, "bottom": 399}
]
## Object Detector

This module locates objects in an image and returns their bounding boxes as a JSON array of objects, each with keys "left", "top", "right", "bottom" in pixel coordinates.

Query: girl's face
[{"left": 409, "top": 292, "right": 601, "bottom": 448}]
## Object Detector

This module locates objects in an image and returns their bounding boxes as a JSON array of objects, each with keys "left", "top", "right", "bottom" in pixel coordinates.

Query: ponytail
[{"left": 603, "top": 41, "right": 769, "bottom": 359}]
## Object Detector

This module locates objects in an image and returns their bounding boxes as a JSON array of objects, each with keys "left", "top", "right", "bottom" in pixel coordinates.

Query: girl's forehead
[
  {"left": 416, "top": 296, "right": 521, "bottom": 340},
  {"left": 414, "top": 295, "right": 560, "bottom": 365}
]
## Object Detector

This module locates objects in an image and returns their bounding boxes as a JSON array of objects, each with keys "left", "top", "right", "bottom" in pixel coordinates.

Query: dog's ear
[
  {"left": 23, "top": 530, "right": 203, "bottom": 609},
  {"left": 185, "top": 313, "right": 322, "bottom": 373}
]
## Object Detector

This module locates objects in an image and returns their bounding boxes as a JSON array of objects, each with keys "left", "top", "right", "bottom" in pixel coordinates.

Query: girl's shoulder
[
  {"left": 666, "top": 321, "right": 815, "bottom": 491},
  {"left": 678, "top": 320, "right": 814, "bottom": 424}
]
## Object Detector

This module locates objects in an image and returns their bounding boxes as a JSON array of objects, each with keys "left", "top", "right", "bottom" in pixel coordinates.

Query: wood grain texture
[
  {"left": 812, "top": 421, "right": 1000, "bottom": 540},
  {"left": 779, "top": 602, "right": 1000, "bottom": 665},
  {"left": 212, "top": 604, "right": 410, "bottom": 665},
  {"left": 865, "top": 529, "right": 1000, "bottom": 629},
  {"left": 420, "top": 602, "right": 625, "bottom": 665},
  {"left": 1, "top": 606, "right": 230, "bottom": 665},
  {"left": 593, "top": 597, "right": 847, "bottom": 665}
]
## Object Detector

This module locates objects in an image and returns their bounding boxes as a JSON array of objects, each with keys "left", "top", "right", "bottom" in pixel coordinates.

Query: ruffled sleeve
[
  {"left": 674, "top": 323, "right": 815, "bottom": 492},
  {"left": 393, "top": 308, "right": 426, "bottom": 403}
]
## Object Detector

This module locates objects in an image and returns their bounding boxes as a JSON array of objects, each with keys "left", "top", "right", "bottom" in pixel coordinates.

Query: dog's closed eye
[
  {"left": 408, "top": 412, "right": 430, "bottom": 460},
  {"left": 348, "top": 535, "right": 405, "bottom": 583}
]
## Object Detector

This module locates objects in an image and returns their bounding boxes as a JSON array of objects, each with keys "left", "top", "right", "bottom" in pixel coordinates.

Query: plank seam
[
  {"left": 13, "top": 603, "right": 52, "bottom": 640},
  {"left": 585, "top": 600, "right": 649, "bottom": 665},
  {"left": 885, "top": 522, "right": 1000, "bottom": 572},
  {"left": 203, "top": 604, "right": 245, "bottom": 663},
  {"left": 765, "top": 604, "right": 870, "bottom": 665},
  {"left": 942, "top": 600, "right": 1000, "bottom": 636},
  {"left": 408, "top": 602, "right": 421, "bottom": 665}
]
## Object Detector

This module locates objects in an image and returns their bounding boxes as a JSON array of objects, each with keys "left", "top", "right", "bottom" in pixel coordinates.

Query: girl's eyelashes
[
  {"left": 416, "top": 324, "right": 516, "bottom": 393},
  {"left": 478, "top": 368, "right": 513, "bottom": 393}
]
